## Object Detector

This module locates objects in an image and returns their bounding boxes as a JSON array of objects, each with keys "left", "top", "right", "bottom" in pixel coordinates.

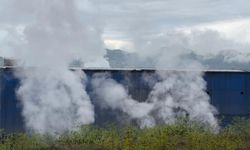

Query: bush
[{"left": 1, "top": 119, "right": 250, "bottom": 150}]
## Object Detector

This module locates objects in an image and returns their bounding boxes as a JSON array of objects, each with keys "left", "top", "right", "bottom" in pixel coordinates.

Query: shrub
[{"left": 2, "top": 119, "right": 250, "bottom": 150}]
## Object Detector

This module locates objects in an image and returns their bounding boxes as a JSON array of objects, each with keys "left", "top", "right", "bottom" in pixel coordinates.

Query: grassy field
[{"left": 1, "top": 118, "right": 250, "bottom": 150}]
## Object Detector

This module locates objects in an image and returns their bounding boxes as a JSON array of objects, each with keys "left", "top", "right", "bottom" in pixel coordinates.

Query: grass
[{"left": 1, "top": 119, "right": 250, "bottom": 150}]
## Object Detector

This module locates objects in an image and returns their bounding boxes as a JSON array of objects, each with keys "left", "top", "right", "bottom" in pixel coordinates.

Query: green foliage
[
  {"left": 2, "top": 119, "right": 250, "bottom": 150},
  {"left": 0, "top": 133, "right": 50, "bottom": 150}
]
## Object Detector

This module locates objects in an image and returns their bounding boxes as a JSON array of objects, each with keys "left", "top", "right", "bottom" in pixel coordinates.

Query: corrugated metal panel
[
  {"left": 0, "top": 68, "right": 3, "bottom": 130},
  {"left": 0, "top": 69, "right": 24, "bottom": 133},
  {"left": 1, "top": 68, "right": 250, "bottom": 133},
  {"left": 205, "top": 72, "right": 250, "bottom": 115}
]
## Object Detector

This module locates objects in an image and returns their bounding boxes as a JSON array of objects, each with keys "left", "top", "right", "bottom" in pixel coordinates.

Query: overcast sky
[
  {"left": 89, "top": 0, "right": 250, "bottom": 52},
  {"left": 1, "top": 0, "right": 250, "bottom": 55}
]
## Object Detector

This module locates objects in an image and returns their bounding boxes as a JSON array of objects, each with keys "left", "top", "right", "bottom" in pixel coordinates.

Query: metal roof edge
[{"left": 0, "top": 66, "right": 248, "bottom": 72}]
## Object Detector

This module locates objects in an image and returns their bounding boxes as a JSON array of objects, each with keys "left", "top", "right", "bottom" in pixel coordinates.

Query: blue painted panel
[
  {"left": 0, "top": 69, "right": 3, "bottom": 131},
  {"left": 205, "top": 72, "right": 250, "bottom": 115},
  {"left": 208, "top": 73, "right": 245, "bottom": 91},
  {"left": 1, "top": 69, "right": 250, "bottom": 133},
  {"left": 0, "top": 69, "right": 24, "bottom": 133},
  {"left": 211, "top": 91, "right": 247, "bottom": 115}
]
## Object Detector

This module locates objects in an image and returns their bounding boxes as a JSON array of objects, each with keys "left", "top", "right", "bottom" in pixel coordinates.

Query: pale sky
[
  {"left": 94, "top": 0, "right": 250, "bottom": 52},
  {"left": 1, "top": 0, "right": 250, "bottom": 54}
]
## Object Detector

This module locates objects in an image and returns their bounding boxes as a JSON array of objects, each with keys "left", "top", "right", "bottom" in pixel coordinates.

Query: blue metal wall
[
  {"left": 205, "top": 72, "right": 250, "bottom": 116},
  {"left": 0, "top": 68, "right": 24, "bottom": 133},
  {"left": 1, "top": 68, "right": 250, "bottom": 133}
]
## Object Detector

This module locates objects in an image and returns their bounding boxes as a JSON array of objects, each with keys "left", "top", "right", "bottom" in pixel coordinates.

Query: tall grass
[{"left": 1, "top": 118, "right": 250, "bottom": 150}]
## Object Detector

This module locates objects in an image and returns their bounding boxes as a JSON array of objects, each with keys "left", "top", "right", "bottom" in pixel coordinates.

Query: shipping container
[{"left": 1, "top": 68, "right": 250, "bottom": 133}]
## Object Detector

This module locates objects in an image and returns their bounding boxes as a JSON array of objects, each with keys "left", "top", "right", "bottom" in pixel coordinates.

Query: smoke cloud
[
  {"left": 131, "top": 29, "right": 250, "bottom": 69},
  {"left": 3, "top": 0, "right": 248, "bottom": 134},
  {"left": 128, "top": 30, "right": 219, "bottom": 129},
  {"left": 147, "top": 71, "right": 218, "bottom": 128},
  {"left": 91, "top": 73, "right": 155, "bottom": 128},
  {"left": 0, "top": 0, "right": 109, "bottom": 135},
  {"left": 136, "top": 32, "right": 221, "bottom": 128},
  {"left": 17, "top": 68, "right": 94, "bottom": 134},
  {"left": 91, "top": 71, "right": 218, "bottom": 130}
]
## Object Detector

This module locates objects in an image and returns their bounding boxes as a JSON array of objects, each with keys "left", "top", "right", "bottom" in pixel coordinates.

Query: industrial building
[{"left": 1, "top": 67, "right": 250, "bottom": 133}]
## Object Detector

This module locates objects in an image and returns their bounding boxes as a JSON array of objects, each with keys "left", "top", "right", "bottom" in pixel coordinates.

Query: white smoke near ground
[
  {"left": 97, "top": 24, "right": 221, "bottom": 129},
  {"left": 0, "top": 0, "right": 110, "bottom": 135},
  {"left": 147, "top": 48, "right": 218, "bottom": 129},
  {"left": 128, "top": 29, "right": 250, "bottom": 130},
  {"left": 17, "top": 68, "right": 94, "bottom": 134},
  {"left": 129, "top": 30, "right": 219, "bottom": 129},
  {"left": 2, "top": 0, "right": 246, "bottom": 133},
  {"left": 91, "top": 73, "right": 155, "bottom": 128},
  {"left": 90, "top": 28, "right": 222, "bottom": 131},
  {"left": 94, "top": 29, "right": 219, "bottom": 129},
  {"left": 91, "top": 71, "right": 218, "bottom": 130},
  {"left": 147, "top": 71, "right": 218, "bottom": 128}
]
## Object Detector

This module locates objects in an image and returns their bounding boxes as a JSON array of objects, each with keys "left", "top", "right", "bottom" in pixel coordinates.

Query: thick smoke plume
[
  {"left": 0, "top": 0, "right": 109, "bottom": 135},
  {"left": 132, "top": 31, "right": 219, "bottom": 129},
  {"left": 91, "top": 71, "right": 218, "bottom": 129},
  {"left": 147, "top": 71, "right": 218, "bottom": 128},
  {"left": 17, "top": 68, "right": 94, "bottom": 134},
  {"left": 92, "top": 30, "right": 219, "bottom": 129},
  {"left": 91, "top": 73, "right": 155, "bottom": 128},
  {"left": 0, "top": 0, "right": 227, "bottom": 134}
]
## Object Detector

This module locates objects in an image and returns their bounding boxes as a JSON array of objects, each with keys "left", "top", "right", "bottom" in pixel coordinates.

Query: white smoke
[
  {"left": 91, "top": 71, "right": 218, "bottom": 129},
  {"left": 107, "top": 31, "right": 221, "bottom": 129},
  {"left": 89, "top": 31, "right": 220, "bottom": 130},
  {"left": 214, "top": 50, "right": 250, "bottom": 64},
  {"left": 144, "top": 35, "right": 218, "bottom": 129},
  {"left": 1, "top": 0, "right": 243, "bottom": 133},
  {"left": 91, "top": 73, "right": 155, "bottom": 128},
  {"left": 17, "top": 68, "right": 94, "bottom": 134},
  {"left": 129, "top": 30, "right": 219, "bottom": 129},
  {"left": 0, "top": 0, "right": 110, "bottom": 135},
  {"left": 0, "top": 0, "right": 109, "bottom": 67},
  {"left": 147, "top": 71, "right": 218, "bottom": 128}
]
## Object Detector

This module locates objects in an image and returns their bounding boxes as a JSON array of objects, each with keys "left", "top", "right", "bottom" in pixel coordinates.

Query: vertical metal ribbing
[{"left": 0, "top": 68, "right": 3, "bottom": 130}]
